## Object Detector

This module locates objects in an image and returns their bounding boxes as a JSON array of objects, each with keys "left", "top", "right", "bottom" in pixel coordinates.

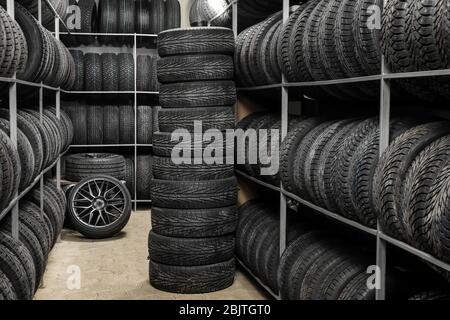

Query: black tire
[
  {"left": 13, "top": 2, "right": 44, "bottom": 82},
  {"left": 338, "top": 271, "right": 375, "bottom": 300},
  {"left": 137, "top": 55, "right": 157, "bottom": 91},
  {"left": 117, "top": 0, "right": 134, "bottom": 34},
  {"left": 101, "top": 53, "right": 119, "bottom": 91},
  {"left": 149, "top": 0, "right": 165, "bottom": 35},
  {"left": 137, "top": 105, "right": 153, "bottom": 144},
  {"left": 304, "top": 120, "right": 354, "bottom": 205},
  {"left": 76, "top": 0, "right": 97, "bottom": 45},
  {"left": 151, "top": 177, "right": 237, "bottom": 209},
  {"left": 149, "top": 231, "right": 235, "bottom": 266},
  {"left": 65, "top": 153, "right": 126, "bottom": 182},
  {"left": 157, "top": 55, "right": 234, "bottom": 83},
  {"left": 0, "top": 270, "right": 16, "bottom": 300},
  {"left": 279, "top": 118, "right": 323, "bottom": 193},
  {"left": 135, "top": 0, "right": 151, "bottom": 34},
  {"left": 158, "top": 27, "right": 235, "bottom": 57},
  {"left": 165, "top": 0, "right": 181, "bottom": 30},
  {"left": 19, "top": 200, "right": 51, "bottom": 257},
  {"left": 0, "top": 231, "right": 35, "bottom": 300},
  {"left": 158, "top": 106, "right": 234, "bottom": 133},
  {"left": 103, "top": 105, "right": 120, "bottom": 145},
  {"left": 0, "top": 218, "right": 45, "bottom": 292},
  {"left": 87, "top": 105, "right": 103, "bottom": 145},
  {"left": 67, "top": 175, "right": 132, "bottom": 239},
  {"left": 278, "top": 230, "right": 325, "bottom": 299},
  {"left": 354, "top": 0, "right": 382, "bottom": 76},
  {"left": 84, "top": 53, "right": 102, "bottom": 91},
  {"left": 119, "top": 105, "right": 135, "bottom": 144},
  {"left": 373, "top": 122, "right": 450, "bottom": 242},
  {"left": 293, "top": 121, "right": 336, "bottom": 200},
  {"left": 149, "top": 258, "right": 235, "bottom": 294},
  {"left": 151, "top": 206, "right": 238, "bottom": 238},
  {"left": 136, "top": 155, "right": 152, "bottom": 200},
  {"left": 312, "top": 258, "right": 367, "bottom": 300},
  {"left": 0, "top": 129, "right": 20, "bottom": 210},
  {"left": 403, "top": 136, "right": 450, "bottom": 254},
  {"left": 98, "top": 0, "right": 118, "bottom": 44},
  {"left": 0, "top": 119, "right": 34, "bottom": 191},
  {"left": 0, "top": 109, "right": 43, "bottom": 179},
  {"left": 70, "top": 50, "right": 84, "bottom": 91},
  {"left": 279, "top": 5, "right": 306, "bottom": 82},
  {"left": 117, "top": 53, "right": 134, "bottom": 91},
  {"left": 152, "top": 156, "right": 234, "bottom": 181},
  {"left": 291, "top": 0, "right": 322, "bottom": 82},
  {"left": 63, "top": 102, "right": 87, "bottom": 145},
  {"left": 332, "top": 118, "right": 379, "bottom": 220},
  {"left": 26, "top": 187, "right": 62, "bottom": 246},
  {"left": 315, "top": 121, "right": 360, "bottom": 211},
  {"left": 124, "top": 157, "right": 135, "bottom": 197},
  {"left": 160, "top": 81, "right": 236, "bottom": 108}
]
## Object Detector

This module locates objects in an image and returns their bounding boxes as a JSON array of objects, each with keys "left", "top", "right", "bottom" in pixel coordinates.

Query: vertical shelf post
[
  {"left": 7, "top": 0, "right": 19, "bottom": 240},
  {"left": 232, "top": 0, "right": 238, "bottom": 39},
  {"left": 55, "top": 14, "right": 62, "bottom": 190},
  {"left": 376, "top": 56, "right": 390, "bottom": 301},
  {"left": 133, "top": 33, "right": 138, "bottom": 211},
  {"left": 279, "top": 0, "right": 290, "bottom": 257}
]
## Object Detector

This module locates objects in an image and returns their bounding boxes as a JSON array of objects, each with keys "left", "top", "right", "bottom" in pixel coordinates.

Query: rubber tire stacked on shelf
[
  {"left": 150, "top": 27, "right": 237, "bottom": 294},
  {"left": 0, "top": 179, "right": 66, "bottom": 300}
]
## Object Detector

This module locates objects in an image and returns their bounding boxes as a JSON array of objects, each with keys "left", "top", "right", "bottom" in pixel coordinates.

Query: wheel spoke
[
  {"left": 105, "top": 209, "right": 120, "bottom": 219},
  {"left": 78, "top": 189, "right": 93, "bottom": 201},
  {"left": 77, "top": 207, "right": 92, "bottom": 218},
  {"left": 93, "top": 179, "right": 102, "bottom": 197}
]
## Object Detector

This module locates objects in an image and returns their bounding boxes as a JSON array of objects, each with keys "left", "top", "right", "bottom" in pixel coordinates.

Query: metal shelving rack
[
  {"left": 59, "top": 28, "right": 159, "bottom": 211},
  {"left": 0, "top": 0, "right": 68, "bottom": 241},
  {"left": 233, "top": 0, "right": 450, "bottom": 300}
]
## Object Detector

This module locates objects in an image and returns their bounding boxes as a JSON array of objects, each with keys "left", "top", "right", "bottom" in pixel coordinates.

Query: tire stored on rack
[
  {"left": 67, "top": 175, "right": 132, "bottom": 239},
  {"left": 158, "top": 27, "right": 235, "bottom": 57},
  {"left": 64, "top": 153, "right": 126, "bottom": 182},
  {"left": 159, "top": 81, "right": 236, "bottom": 108}
]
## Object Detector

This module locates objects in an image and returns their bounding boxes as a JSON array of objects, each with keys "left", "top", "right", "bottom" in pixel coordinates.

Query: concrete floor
[{"left": 35, "top": 210, "right": 268, "bottom": 300}]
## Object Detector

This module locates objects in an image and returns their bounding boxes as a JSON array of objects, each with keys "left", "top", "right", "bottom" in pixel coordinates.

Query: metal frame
[
  {"left": 0, "top": 0, "right": 65, "bottom": 243},
  {"left": 56, "top": 23, "right": 158, "bottom": 209},
  {"left": 233, "top": 0, "right": 450, "bottom": 300}
]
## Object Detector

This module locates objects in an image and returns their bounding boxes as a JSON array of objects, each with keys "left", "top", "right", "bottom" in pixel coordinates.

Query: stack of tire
[
  {"left": 382, "top": 0, "right": 450, "bottom": 102},
  {"left": 69, "top": 51, "right": 159, "bottom": 92},
  {"left": 279, "top": 116, "right": 418, "bottom": 227},
  {"left": 278, "top": 115, "right": 450, "bottom": 260},
  {"left": 0, "top": 2, "right": 75, "bottom": 89},
  {"left": 0, "top": 179, "right": 66, "bottom": 300},
  {"left": 235, "top": 1, "right": 381, "bottom": 100},
  {"left": 0, "top": 107, "right": 73, "bottom": 212},
  {"left": 61, "top": 102, "right": 153, "bottom": 146},
  {"left": 236, "top": 112, "right": 309, "bottom": 186},
  {"left": 235, "top": 11, "right": 283, "bottom": 87},
  {"left": 237, "top": 199, "right": 375, "bottom": 300},
  {"left": 149, "top": 27, "right": 238, "bottom": 294},
  {"left": 98, "top": 0, "right": 180, "bottom": 45},
  {"left": 189, "top": 0, "right": 232, "bottom": 27}
]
